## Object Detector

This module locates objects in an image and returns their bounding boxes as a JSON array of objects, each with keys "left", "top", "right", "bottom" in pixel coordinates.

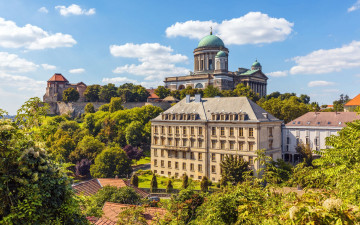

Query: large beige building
[{"left": 150, "top": 95, "right": 282, "bottom": 182}]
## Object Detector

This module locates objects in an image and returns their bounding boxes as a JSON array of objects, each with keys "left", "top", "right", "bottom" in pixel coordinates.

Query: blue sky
[{"left": 1, "top": 0, "right": 360, "bottom": 114}]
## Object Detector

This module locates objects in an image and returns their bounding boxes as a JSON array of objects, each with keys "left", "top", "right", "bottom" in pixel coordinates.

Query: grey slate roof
[{"left": 153, "top": 96, "right": 281, "bottom": 122}]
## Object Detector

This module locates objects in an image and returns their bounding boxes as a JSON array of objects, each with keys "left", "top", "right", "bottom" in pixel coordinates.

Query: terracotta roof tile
[
  {"left": 100, "top": 202, "right": 167, "bottom": 225},
  {"left": 345, "top": 94, "right": 360, "bottom": 106},
  {"left": 93, "top": 217, "right": 116, "bottom": 225},
  {"left": 72, "top": 179, "right": 102, "bottom": 196},
  {"left": 147, "top": 89, "right": 160, "bottom": 99},
  {"left": 286, "top": 112, "right": 360, "bottom": 127},
  {"left": 48, "top": 73, "right": 69, "bottom": 82},
  {"left": 72, "top": 178, "right": 149, "bottom": 198}
]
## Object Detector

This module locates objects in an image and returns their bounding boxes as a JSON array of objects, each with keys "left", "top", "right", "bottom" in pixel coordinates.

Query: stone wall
[{"left": 48, "top": 101, "right": 172, "bottom": 117}]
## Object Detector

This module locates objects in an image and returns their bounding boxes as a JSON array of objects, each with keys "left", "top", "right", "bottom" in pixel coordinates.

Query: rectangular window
[
  {"left": 211, "top": 165, "right": 216, "bottom": 173},
  {"left": 239, "top": 142, "right": 244, "bottom": 151},
  {"left": 183, "top": 163, "right": 186, "bottom": 170},
  {"left": 220, "top": 141, "right": 225, "bottom": 150},
  {"left": 230, "top": 141, "right": 235, "bottom": 150},
  {"left": 220, "top": 127, "right": 225, "bottom": 136},
  {"left": 269, "top": 140, "right": 273, "bottom": 149},
  {"left": 191, "top": 127, "right": 195, "bottom": 135},
  {"left": 175, "top": 139, "right": 179, "bottom": 147},
  {"left": 190, "top": 163, "right": 194, "bottom": 171},
  {"left": 268, "top": 127, "right": 273, "bottom": 137},
  {"left": 154, "top": 126, "right": 158, "bottom": 134},
  {"left": 176, "top": 126, "right": 179, "bottom": 134},
  {"left": 198, "top": 127, "right": 203, "bottom": 135},
  {"left": 211, "top": 153, "right": 216, "bottom": 162},
  {"left": 175, "top": 151, "right": 178, "bottom": 158},
  {"left": 230, "top": 127, "right": 234, "bottom": 136},
  {"left": 168, "top": 161, "right": 171, "bottom": 168},
  {"left": 154, "top": 149, "right": 158, "bottom": 157},
  {"left": 191, "top": 139, "right": 195, "bottom": 147},
  {"left": 161, "top": 160, "right": 164, "bottom": 167},
  {"left": 161, "top": 149, "right": 164, "bottom": 157},
  {"left": 220, "top": 154, "right": 224, "bottom": 161},
  {"left": 198, "top": 153, "right": 202, "bottom": 161},
  {"left": 306, "top": 137, "right": 310, "bottom": 145},
  {"left": 183, "top": 127, "right": 187, "bottom": 135},
  {"left": 198, "top": 140, "right": 203, "bottom": 148},
  {"left": 198, "top": 164, "right": 203, "bottom": 172},
  {"left": 190, "top": 152, "right": 194, "bottom": 159},
  {"left": 183, "top": 139, "right": 187, "bottom": 147},
  {"left": 168, "top": 150, "right": 172, "bottom": 158},
  {"left": 161, "top": 126, "right": 165, "bottom": 134},
  {"left": 168, "top": 139, "right": 173, "bottom": 146},
  {"left": 239, "top": 128, "right": 244, "bottom": 137},
  {"left": 211, "top": 140, "right": 217, "bottom": 149},
  {"left": 154, "top": 137, "right": 158, "bottom": 145},
  {"left": 220, "top": 115, "right": 225, "bottom": 120},
  {"left": 168, "top": 126, "right": 172, "bottom": 134},
  {"left": 249, "top": 142, "right": 254, "bottom": 151},
  {"left": 175, "top": 162, "right": 179, "bottom": 169},
  {"left": 209, "top": 59, "right": 213, "bottom": 70},
  {"left": 154, "top": 159, "right": 157, "bottom": 166},
  {"left": 249, "top": 128, "right": 254, "bottom": 137},
  {"left": 168, "top": 172, "right": 171, "bottom": 176},
  {"left": 212, "top": 127, "right": 216, "bottom": 135},
  {"left": 161, "top": 138, "right": 165, "bottom": 145},
  {"left": 182, "top": 152, "right": 186, "bottom": 159}
]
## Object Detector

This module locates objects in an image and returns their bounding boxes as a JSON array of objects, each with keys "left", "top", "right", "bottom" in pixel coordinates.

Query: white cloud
[
  {"left": 41, "top": 64, "right": 56, "bottom": 70},
  {"left": 110, "top": 42, "right": 189, "bottom": 80},
  {"left": 348, "top": 0, "right": 360, "bottom": 12},
  {"left": 166, "top": 12, "right": 293, "bottom": 45},
  {"left": 267, "top": 70, "right": 288, "bottom": 77},
  {"left": 38, "top": 7, "right": 48, "bottom": 14},
  {"left": 102, "top": 77, "right": 138, "bottom": 84},
  {"left": 0, "top": 17, "right": 76, "bottom": 50},
  {"left": 308, "top": 80, "right": 335, "bottom": 87},
  {"left": 290, "top": 41, "right": 360, "bottom": 75},
  {"left": 69, "top": 68, "right": 85, "bottom": 74},
  {"left": 0, "top": 52, "right": 38, "bottom": 73},
  {"left": 55, "top": 4, "right": 95, "bottom": 16}
]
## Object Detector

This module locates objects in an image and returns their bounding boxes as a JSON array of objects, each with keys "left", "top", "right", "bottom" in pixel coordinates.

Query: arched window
[{"left": 195, "top": 83, "right": 203, "bottom": 89}]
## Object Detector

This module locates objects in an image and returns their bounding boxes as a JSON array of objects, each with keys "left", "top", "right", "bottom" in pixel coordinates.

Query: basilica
[{"left": 164, "top": 31, "right": 268, "bottom": 97}]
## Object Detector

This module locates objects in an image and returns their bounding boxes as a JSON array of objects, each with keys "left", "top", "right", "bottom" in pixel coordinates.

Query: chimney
[
  {"left": 195, "top": 94, "right": 201, "bottom": 103},
  {"left": 186, "top": 95, "right": 191, "bottom": 103}
]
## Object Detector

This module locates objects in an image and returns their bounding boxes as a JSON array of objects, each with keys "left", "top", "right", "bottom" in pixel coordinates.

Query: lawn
[
  {"left": 136, "top": 170, "right": 201, "bottom": 190},
  {"left": 132, "top": 157, "right": 151, "bottom": 166}
]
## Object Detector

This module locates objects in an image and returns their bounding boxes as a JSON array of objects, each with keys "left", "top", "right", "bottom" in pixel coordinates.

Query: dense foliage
[{"left": 63, "top": 87, "right": 80, "bottom": 103}]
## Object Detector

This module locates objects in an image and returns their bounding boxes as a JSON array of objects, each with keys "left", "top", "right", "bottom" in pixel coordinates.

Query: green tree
[
  {"left": 220, "top": 155, "right": 249, "bottom": 183},
  {"left": 200, "top": 176, "right": 209, "bottom": 192},
  {"left": 98, "top": 103, "right": 110, "bottom": 112},
  {"left": 155, "top": 86, "right": 171, "bottom": 99},
  {"left": 16, "top": 97, "right": 49, "bottom": 131},
  {"left": 69, "top": 135, "right": 105, "bottom": 163},
  {"left": 170, "top": 90, "right": 181, "bottom": 99},
  {"left": 182, "top": 173, "right": 189, "bottom": 189},
  {"left": 125, "top": 121, "right": 144, "bottom": 147},
  {"left": 233, "top": 83, "right": 260, "bottom": 102},
  {"left": 110, "top": 186, "right": 141, "bottom": 204},
  {"left": 333, "top": 94, "right": 350, "bottom": 112},
  {"left": 84, "top": 84, "right": 101, "bottom": 102},
  {"left": 117, "top": 206, "right": 147, "bottom": 225},
  {"left": 295, "top": 142, "right": 313, "bottom": 166},
  {"left": 150, "top": 174, "right": 158, "bottom": 193},
  {"left": 99, "top": 83, "right": 118, "bottom": 102},
  {"left": 166, "top": 179, "right": 173, "bottom": 193},
  {"left": 203, "top": 85, "right": 221, "bottom": 98},
  {"left": 109, "top": 97, "right": 124, "bottom": 113},
  {"left": 63, "top": 87, "right": 80, "bottom": 103},
  {"left": 0, "top": 120, "right": 87, "bottom": 224},
  {"left": 90, "top": 146, "right": 132, "bottom": 178},
  {"left": 131, "top": 174, "right": 139, "bottom": 187},
  {"left": 85, "top": 103, "right": 95, "bottom": 114},
  {"left": 299, "top": 94, "right": 311, "bottom": 104}
]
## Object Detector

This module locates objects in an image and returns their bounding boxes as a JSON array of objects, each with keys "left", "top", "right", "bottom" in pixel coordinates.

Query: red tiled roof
[
  {"left": 97, "top": 202, "right": 167, "bottom": 225},
  {"left": 345, "top": 94, "right": 360, "bottom": 106},
  {"left": 286, "top": 112, "right": 360, "bottom": 127},
  {"left": 94, "top": 217, "right": 116, "bottom": 225},
  {"left": 48, "top": 73, "right": 69, "bottom": 82},
  {"left": 147, "top": 89, "right": 160, "bottom": 99},
  {"left": 72, "top": 179, "right": 102, "bottom": 196},
  {"left": 72, "top": 178, "right": 149, "bottom": 198}
]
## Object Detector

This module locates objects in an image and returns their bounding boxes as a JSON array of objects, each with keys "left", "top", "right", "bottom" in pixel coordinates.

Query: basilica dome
[{"left": 197, "top": 34, "right": 225, "bottom": 48}]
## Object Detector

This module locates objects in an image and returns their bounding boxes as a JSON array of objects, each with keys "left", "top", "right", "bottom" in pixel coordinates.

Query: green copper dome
[
  {"left": 197, "top": 35, "right": 225, "bottom": 48},
  {"left": 215, "top": 50, "right": 227, "bottom": 58},
  {"left": 252, "top": 60, "right": 261, "bottom": 67}
]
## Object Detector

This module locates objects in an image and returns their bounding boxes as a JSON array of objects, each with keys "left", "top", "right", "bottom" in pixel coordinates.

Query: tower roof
[
  {"left": 197, "top": 34, "right": 225, "bottom": 48},
  {"left": 48, "top": 73, "right": 69, "bottom": 82},
  {"left": 215, "top": 50, "right": 227, "bottom": 58},
  {"left": 252, "top": 60, "right": 261, "bottom": 67}
]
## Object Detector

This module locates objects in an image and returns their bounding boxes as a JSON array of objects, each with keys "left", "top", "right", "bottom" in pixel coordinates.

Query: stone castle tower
[{"left": 43, "top": 73, "right": 87, "bottom": 103}]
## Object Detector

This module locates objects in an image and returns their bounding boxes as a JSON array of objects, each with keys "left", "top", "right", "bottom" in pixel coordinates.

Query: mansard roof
[
  {"left": 153, "top": 96, "right": 281, "bottom": 122},
  {"left": 48, "top": 73, "right": 69, "bottom": 82}
]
